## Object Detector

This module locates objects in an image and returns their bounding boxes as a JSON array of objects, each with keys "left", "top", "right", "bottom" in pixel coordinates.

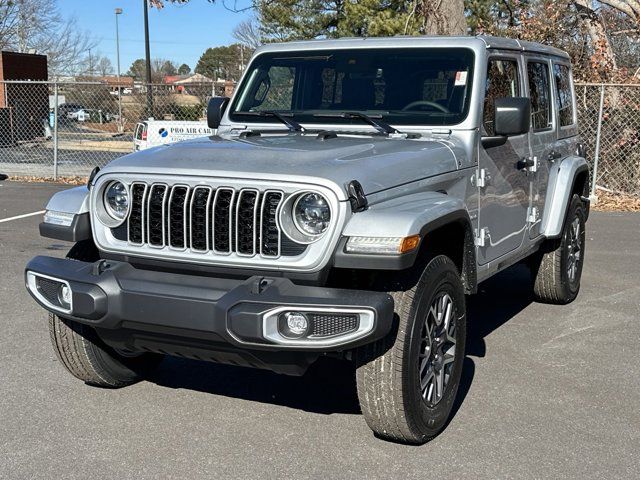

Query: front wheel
[
  {"left": 356, "top": 255, "right": 467, "bottom": 444},
  {"left": 49, "top": 314, "right": 163, "bottom": 388}
]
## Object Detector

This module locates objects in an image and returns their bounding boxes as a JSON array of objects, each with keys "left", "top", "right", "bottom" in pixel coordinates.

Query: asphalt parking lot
[{"left": 1, "top": 181, "right": 639, "bottom": 479}]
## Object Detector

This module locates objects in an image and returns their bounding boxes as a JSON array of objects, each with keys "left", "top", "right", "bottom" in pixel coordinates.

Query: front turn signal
[
  {"left": 399, "top": 234, "right": 421, "bottom": 254},
  {"left": 345, "top": 235, "right": 421, "bottom": 255}
]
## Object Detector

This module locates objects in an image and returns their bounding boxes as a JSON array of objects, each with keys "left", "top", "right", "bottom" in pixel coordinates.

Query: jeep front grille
[{"left": 127, "top": 183, "right": 284, "bottom": 257}]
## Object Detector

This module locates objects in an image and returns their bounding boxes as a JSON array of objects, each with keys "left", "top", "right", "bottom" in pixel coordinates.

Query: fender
[
  {"left": 334, "top": 191, "right": 475, "bottom": 286},
  {"left": 39, "top": 186, "right": 91, "bottom": 242},
  {"left": 45, "top": 186, "right": 90, "bottom": 214},
  {"left": 540, "top": 156, "right": 589, "bottom": 238}
]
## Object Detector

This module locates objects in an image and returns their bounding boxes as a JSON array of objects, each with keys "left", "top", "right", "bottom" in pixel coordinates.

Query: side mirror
[
  {"left": 207, "top": 97, "right": 230, "bottom": 129},
  {"left": 494, "top": 97, "right": 531, "bottom": 136}
]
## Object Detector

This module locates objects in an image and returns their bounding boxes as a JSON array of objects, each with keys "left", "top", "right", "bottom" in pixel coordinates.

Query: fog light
[
  {"left": 278, "top": 312, "right": 309, "bottom": 339},
  {"left": 58, "top": 284, "right": 72, "bottom": 309}
]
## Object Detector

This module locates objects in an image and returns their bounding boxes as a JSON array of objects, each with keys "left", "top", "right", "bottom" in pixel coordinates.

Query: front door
[{"left": 477, "top": 56, "right": 531, "bottom": 265}]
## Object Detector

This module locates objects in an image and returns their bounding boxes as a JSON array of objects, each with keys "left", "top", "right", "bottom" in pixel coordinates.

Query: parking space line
[{"left": 0, "top": 210, "right": 45, "bottom": 223}]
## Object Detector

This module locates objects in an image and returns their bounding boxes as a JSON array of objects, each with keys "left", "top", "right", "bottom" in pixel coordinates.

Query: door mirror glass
[
  {"left": 207, "top": 97, "right": 230, "bottom": 129},
  {"left": 493, "top": 97, "right": 531, "bottom": 137}
]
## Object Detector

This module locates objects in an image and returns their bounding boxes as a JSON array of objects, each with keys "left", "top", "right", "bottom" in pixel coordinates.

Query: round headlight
[
  {"left": 293, "top": 192, "right": 331, "bottom": 236},
  {"left": 104, "top": 181, "right": 129, "bottom": 221}
]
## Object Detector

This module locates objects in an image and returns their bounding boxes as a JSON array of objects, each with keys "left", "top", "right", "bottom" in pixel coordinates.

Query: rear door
[
  {"left": 477, "top": 54, "right": 531, "bottom": 264},
  {"left": 525, "top": 57, "right": 555, "bottom": 238}
]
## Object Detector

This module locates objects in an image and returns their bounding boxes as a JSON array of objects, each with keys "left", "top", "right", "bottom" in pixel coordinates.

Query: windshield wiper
[
  {"left": 234, "top": 111, "right": 305, "bottom": 132},
  {"left": 313, "top": 112, "right": 400, "bottom": 135}
]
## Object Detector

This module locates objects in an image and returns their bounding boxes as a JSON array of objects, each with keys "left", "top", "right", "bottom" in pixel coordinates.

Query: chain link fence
[
  {"left": 1, "top": 80, "right": 639, "bottom": 198},
  {"left": 576, "top": 83, "right": 640, "bottom": 198},
  {"left": 0, "top": 80, "right": 225, "bottom": 178}
]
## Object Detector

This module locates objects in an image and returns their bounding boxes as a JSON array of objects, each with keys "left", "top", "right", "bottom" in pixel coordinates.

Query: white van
[{"left": 133, "top": 120, "right": 215, "bottom": 151}]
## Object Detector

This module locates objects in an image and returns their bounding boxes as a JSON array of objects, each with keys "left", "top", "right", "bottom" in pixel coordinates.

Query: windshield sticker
[{"left": 455, "top": 71, "right": 468, "bottom": 86}]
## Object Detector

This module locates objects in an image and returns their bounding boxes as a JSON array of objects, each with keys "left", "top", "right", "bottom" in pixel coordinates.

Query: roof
[
  {"left": 253, "top": 35, "right": 570, "bottom": 60},
  {"left": 95, "top": 76, "right": 134, "bottom": 87},
  {"left": 173, "top": 72, "right": 213, "bottom": 84}
]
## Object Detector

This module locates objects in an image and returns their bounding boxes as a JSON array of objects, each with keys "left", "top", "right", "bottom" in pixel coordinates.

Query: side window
[
  {"left": 527, "top": 61, "right": 552, "bottom": 131},
  {"left": 484, "top": 59, "right": 520, "bottom": 135},
  {"left": 554, "top": 64, "right": 574, "bottom": 127}
]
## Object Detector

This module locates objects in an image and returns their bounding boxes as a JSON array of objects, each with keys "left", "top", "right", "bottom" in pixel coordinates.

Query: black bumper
[{"left": 25, "top": 256, "right": 394, "bottom": 375}]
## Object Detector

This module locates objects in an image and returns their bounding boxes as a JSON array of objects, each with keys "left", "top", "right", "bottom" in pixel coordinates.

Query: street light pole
[
  {"left": 143, "top": 0, "right": 153, "bottom": 118},
  {"left": 115, "top": 8, "right": 123, "bottom": 133}
]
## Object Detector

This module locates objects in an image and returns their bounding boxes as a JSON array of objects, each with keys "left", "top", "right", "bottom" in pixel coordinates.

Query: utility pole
[
  {"left": 115, "top": 8, "right": 124, "bottom": 133},
  {"left": 143, "top": 0, "right": 153, "bottom": 117}
]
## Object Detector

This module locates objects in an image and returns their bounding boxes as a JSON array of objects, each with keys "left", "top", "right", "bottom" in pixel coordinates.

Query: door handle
[
  {"left": 516, "top": 157, "right": 535, "bottom": 170},
  {"left": 547, "top": 150, "right": 562, "bottom": 162}
]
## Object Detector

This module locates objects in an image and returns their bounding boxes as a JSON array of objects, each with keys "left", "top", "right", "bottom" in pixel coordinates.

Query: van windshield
[
  {"left": 229, "top": 48, "right": 475, "bottom": 127},
  {"left": 134, "top": 123, "right": 146, "bottom": 140}
]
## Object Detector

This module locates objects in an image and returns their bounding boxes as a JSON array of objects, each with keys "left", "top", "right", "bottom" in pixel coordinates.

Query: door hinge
[
  {"left": 475, "top": 227, "right": 490, "bottom": 247},
  {"left": 475, "top": 168, "right": 489, "bottom": 188},
  {"left": 527, "top": 206, "right": 539, "bottom": 223}
]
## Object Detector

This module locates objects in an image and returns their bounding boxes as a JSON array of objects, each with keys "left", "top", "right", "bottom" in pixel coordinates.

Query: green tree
[
  {"left": 126, "top": 58, "right": 147, "bottom": 80},
  {"left": 464, "top": 1, "right": 530, "bottom": 34},
  {"left": 161, "top": 60, "right": 178, "bottom": 76},
  {"left": 195, "top": 44, "right": 245, "bottom": 80},
  {"left": 257, "top": 0, "right": 466, "bottom": 40},
  {"left": 178, "top": 63, "right": 191, "bottom": 75}
]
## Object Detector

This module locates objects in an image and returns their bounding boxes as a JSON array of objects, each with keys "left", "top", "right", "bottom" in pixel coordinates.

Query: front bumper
[{"left": 25, "top": 256, "right": 394, "bottom": 374}]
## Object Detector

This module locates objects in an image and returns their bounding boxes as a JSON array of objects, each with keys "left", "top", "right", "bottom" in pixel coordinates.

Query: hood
[{"left": 103, "top": 134, "right": 460, "bottom": 199}]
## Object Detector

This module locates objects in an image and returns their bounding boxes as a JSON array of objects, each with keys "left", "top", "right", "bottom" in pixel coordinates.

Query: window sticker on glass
[{"left": 455, "top": 71, "right": 468, "bottom": 86}]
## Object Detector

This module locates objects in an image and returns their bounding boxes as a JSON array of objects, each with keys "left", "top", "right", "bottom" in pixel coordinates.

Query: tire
[
  {"left": 355, "top": 255, "right": 467, "bottom": 444},
  {"left": 49, "top": 314, "right": 162, "bottom": 388},
  {"left": 47, "top": 240, "right": 162, "bottom": 387},
  {"left": 531, "top": 194, "right": 586, "bottom": 304}
]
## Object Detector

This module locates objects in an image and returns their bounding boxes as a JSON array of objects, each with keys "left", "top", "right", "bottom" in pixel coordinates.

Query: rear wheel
[
  {"left": 530, "top": 194, "right": 586, "bottom": 304},
  {"left": 356, "top": 255, "right": 466, "bottom": 444},
  {"left": 47, "top": 240, "right": 162, "bottom": 387}
]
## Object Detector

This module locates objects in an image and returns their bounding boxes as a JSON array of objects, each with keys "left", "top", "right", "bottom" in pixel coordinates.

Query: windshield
[{"left": 230, "top": 48, "right": 475, "bottom": 128}]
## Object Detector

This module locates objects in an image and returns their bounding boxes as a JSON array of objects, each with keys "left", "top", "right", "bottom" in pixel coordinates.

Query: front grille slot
[
  {"left": 190, "top": 186, "right": 212, "bottom": 251},
  {"left": 126, "top": 183, "right": 289, "bottom": 259},
  {"left": 212, "top": 189, "right": 234, "bottom": 253},
  {"left": 168, "top": 186, "right": 189, "bottom": 249},
  {"left": 128, "top": 183, "right": 148, "bottom": 244},
  {"left": 236, "top": 189, "right": 259, "bottom": 256},
  {"left": 260, "top": 191, "right": 282, "bottom": 257},
  {"left": 147, "top": 185, "right": 167, "bottom": 247}
]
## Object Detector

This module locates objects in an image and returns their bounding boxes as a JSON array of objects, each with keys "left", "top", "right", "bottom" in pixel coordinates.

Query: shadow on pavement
[
  {"left": 148, "top": 264, "right": 534, "bottom": 416},
  {"left": 149, "top": 355, "right": 361, "bottom": 414}
]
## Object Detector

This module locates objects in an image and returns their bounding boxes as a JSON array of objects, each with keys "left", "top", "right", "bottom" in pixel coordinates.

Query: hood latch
[{"left": 347, "top": 180, "right": 368, "bottom": 213}]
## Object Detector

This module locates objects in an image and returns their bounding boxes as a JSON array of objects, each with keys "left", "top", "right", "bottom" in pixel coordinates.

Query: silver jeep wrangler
[{"left": 26, "top": 36, "right": 589, "bottom": 444}]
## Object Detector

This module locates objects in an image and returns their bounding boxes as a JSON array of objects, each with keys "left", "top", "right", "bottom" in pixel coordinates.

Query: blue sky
[{"left": 58, "top": 0, "right": 252, "bottom": 73}]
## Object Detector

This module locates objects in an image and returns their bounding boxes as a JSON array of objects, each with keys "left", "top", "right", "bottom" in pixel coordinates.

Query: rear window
[{"left": 553, "top": 64, "right": 574, "bottom": 127}]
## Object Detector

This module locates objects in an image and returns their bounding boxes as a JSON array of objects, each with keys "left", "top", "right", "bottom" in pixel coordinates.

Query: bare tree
[
  {"left": 96, "top": 56, "right": 114, "bottom": 76},
  {"left": 233, "top": 18, "right": 263, "bottom": 49},
  {"left": 574, "top": 0, "right": 619, "bottom": 69},
  {"left": 415, "top": 0, "right": 467, "bottom": 35},
  {"left": 0, "top": 0, "right": 97, "bottom": 76},
  {"left": 599, "top": 0, "right": 640, "bottom": 22}
]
